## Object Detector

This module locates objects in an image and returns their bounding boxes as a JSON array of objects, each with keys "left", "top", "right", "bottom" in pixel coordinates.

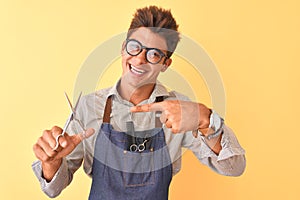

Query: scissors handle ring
[
  {"left": 53, "top": 134, "right": 64, "bottom": 151},
  {"left": 129, "top": 144, "right": 138, "bottom": 152},
  {"left": 137, "top": 143, "right": 146, "bottom": 152}
]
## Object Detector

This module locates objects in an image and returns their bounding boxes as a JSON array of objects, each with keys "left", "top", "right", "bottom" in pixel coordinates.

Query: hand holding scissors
[{"left": 33, "top": 92, "right": 95, "bottom": 175}]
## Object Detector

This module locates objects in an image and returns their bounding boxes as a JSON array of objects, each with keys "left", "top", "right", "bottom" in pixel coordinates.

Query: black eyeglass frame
[{"left": 125, "top": 39, "right": 169, "bottom": 64}]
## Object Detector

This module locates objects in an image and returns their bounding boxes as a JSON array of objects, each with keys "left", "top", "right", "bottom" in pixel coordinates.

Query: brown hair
[{"left": 127, "top": 6, "right": 180, "bottom": 58}]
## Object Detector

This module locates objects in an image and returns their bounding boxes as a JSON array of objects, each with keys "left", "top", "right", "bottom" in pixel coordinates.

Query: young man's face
[{"left": 121, "top": 27, "right": 172, "bottom": 89}]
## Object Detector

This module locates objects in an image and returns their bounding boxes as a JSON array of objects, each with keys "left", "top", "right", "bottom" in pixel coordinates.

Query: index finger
[{"left": 130, "top": 102, "right": 165, "bottom": 113}]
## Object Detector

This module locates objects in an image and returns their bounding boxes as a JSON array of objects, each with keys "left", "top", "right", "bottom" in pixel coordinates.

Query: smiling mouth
[{"left": 130, "top": 64, "right": 146, "bottom": 75}]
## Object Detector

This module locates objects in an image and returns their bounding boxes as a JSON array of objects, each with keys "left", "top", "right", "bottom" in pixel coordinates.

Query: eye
[
  {"left": 126, "top": 40, "right": 141, "bottom": 55},
  {"left": 147, "top": 49, "right": 162, "bottom": 62}
]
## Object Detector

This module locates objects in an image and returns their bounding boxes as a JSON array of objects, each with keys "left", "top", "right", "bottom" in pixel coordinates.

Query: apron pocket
[{"left": 123, "top": 151, "right": 155, "bottom": 187}]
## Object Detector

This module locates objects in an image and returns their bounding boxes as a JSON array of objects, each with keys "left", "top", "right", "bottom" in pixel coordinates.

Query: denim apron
[{"left": 88, "top": 96, "right": 173, "bottom": 200}]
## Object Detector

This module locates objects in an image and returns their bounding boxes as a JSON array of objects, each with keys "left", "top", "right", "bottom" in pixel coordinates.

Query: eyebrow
[{"left": 128, "top": 38, "right": 168, "bottom": 52}]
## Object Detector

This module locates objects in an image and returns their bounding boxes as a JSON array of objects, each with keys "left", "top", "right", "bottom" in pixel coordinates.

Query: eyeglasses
[{"left": 125, "top": 39, "right": 168, "bottom": 64}]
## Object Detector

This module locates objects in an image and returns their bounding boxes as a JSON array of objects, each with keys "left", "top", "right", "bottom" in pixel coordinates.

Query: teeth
[{"left": 130, "top": 65, "right": 145, "bottom": 75}]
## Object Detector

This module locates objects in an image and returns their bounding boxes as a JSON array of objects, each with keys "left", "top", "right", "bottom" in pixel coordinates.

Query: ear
[
  {"left": 161, "top": 58, "right": 172, "bottom": 72},
  {"left": 121, "top": 41, "right": 126, "bottom": 54}
]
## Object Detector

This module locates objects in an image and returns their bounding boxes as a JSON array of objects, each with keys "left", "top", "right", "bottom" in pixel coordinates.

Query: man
[{"left": 32, "top": 6, "right": 245, "bottom": 199}]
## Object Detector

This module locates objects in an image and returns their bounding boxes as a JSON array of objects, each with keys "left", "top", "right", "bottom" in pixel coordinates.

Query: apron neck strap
[
  {"left": 154, "top": 96, "right": 164, "bottom": 128},
  {"left": 103, "top": 96, "right": 112, "bottom": 123}
]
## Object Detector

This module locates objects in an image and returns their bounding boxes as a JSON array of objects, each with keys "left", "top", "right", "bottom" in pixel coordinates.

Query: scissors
[{"left": 53, "top": 92, "right": 86, "bottom": 151}]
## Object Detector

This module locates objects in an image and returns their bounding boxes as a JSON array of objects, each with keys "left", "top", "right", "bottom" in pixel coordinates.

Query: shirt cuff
[
  {"left": 217, "top": 125, "right": 245, "bottom": 161},
  {"left": 31, "top": 158, "right": 69, "bottom": 198},
  {"left": 197, "top": 124, "right": 245, "bottom": 161}
]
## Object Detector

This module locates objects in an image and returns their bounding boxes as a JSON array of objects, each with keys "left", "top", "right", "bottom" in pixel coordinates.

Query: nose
[{"left": 132, "top": 49, "right": 147, "bottom": 64}]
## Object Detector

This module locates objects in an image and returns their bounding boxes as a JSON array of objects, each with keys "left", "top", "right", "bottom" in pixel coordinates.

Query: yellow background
[{"left": 1, "top": 0, "right": 299, "bottom": 199}]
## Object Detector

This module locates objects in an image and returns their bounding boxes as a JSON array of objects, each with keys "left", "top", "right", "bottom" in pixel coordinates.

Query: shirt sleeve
[
  {"left": 31, "top": 132, "right": 85, "bottom": 197},
  {"left": 31, "top": 158, "right": 70, "bottom": 198},
  {"left": 182, "top": 124, "right": 246, "bottom": 176}
]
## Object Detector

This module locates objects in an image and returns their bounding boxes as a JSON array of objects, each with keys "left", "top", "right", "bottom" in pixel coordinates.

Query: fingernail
[{"left": 61, "top": 141, "right": 67, "bottom": 147}]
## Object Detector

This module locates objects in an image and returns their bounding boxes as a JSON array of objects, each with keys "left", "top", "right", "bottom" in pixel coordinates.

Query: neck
[{"left": 118, "top": 80, "right": 155, "bottom": 105}]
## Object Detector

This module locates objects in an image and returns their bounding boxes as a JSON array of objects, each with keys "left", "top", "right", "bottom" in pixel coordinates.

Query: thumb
[
  {"left": 55, "top": 128, "right": 95, "bottom": 159},
  {"left": 71, "top": 128, "right": 95, "bottom": 146}
]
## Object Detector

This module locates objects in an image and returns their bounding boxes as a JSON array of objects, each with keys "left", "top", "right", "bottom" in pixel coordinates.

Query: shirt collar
[
  {"left": 107, "top": 79, "right": 121, "bottom": 98},
  {"left": 107, "top": 79, "right": 170, "bottom": 104},
  {"left": 149, "top": 81, "right": 170, "bottom": 102}
]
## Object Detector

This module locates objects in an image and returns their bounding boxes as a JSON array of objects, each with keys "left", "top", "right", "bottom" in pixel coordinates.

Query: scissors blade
[
  {"left": 61, "top": 112, "right": 73, "bottom": 136},
  {"left": 64, "top": 92, "right": 82, "bottom": 115},
  {"left": 74, "top": 92, "right": 82, "bottom": 110},
  {"left": 64, "top": 92, "right": 85, "bottom": 131}
]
